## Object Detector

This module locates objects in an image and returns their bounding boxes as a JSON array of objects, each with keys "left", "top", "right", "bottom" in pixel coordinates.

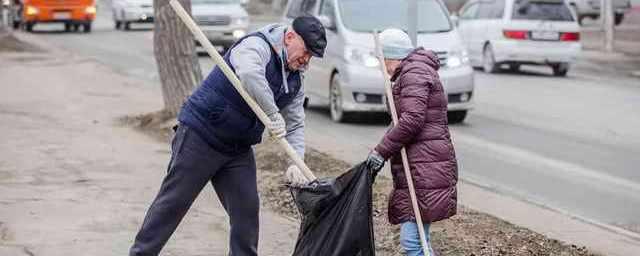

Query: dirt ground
[
  {"left": 0, "top": 34, "right": 42, "bottom": 53},
  {"left": 126, "top": 111, "right": 601, "bottom": 256}
]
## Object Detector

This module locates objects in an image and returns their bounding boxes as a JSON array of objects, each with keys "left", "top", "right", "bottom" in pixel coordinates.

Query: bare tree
[
  {"left": 601, "top": 0, "right": 615, "bottom": 52},
  {"left": 154, "top": 0, "right": 202, "bottom": 116}
]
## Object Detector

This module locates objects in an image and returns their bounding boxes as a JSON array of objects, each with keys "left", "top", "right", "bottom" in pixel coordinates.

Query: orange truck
[{"left": 20, "top": 0, "right": 96, "bottom": 32}]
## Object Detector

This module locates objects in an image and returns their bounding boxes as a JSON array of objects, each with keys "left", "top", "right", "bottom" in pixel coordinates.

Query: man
[
  {"left": 129, "top": 16, "right": 326, "bottom": 256},
  {"left": 365, "top": 28, "right": 458, "bottom": 256}
]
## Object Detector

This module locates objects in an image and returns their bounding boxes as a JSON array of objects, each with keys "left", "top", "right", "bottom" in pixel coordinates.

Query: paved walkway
[{"left": 0, "top": 36, "right": 297, "bottom": 256}]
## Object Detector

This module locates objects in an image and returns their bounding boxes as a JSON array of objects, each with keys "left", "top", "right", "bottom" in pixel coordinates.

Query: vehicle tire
[
  {"left": 25, "top": 22, "right": 33, "bottom": 32},
  {"left": 614, "top": 13, "right": 624, "bottom": 26},
  {"left": 83, "top": 23, "right": 91, "bottom": 33},
  {"left": 64, "top": 23, "right": 71, "bottom": 32},
  {"left": 508, "top": 63, "right": 520, "bottom": 73},
  {"left": 115, "top": 21, "right": 121, "bottom": 30},
  {"left": 329, "top": 73, "right": 351, "bottom": 123},
  {"left": 482, "top": 44, "right": 499, "bottom": 73},
  {"left": 13, "top": 21, "right": 20, "bottom": 29},
  {"left": 552, "top": 63, "right": 569, "bottom": 77},
  {"left": 72, "top": 24, "right": 79, "bottom": 32},
  {"left": 448, "top": 110, "right": 468, "bottom": 124},
  {"left": 124, "top": 22, "right": 131, "bottom": 31}
]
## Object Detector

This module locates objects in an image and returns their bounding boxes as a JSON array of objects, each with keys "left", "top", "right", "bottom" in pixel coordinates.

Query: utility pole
[
  {"left": 408, "top": 0, "right": 418, "bottom": 47},
  {"left": 601, "top": 0, "right": 614, "bottom": 52}
]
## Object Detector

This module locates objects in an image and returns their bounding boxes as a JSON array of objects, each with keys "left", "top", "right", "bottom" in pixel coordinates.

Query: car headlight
[
  {"left": 25, "top": 5, "right": 38, "bottom": 15},
  {"left": 232, "top": 29, "right": 246, "bottom": 39},
  {"left": 345, "top": 46, "right": 379, "bottom": 68},
  {"left": 446, "top": 49, "right": 469, "bottom": 68},
  {"left": 233, "top": 16, "right": 249, "bottom": 26},
  {"left": 85, "top": 6, "right": 97, "bottom": 14}
]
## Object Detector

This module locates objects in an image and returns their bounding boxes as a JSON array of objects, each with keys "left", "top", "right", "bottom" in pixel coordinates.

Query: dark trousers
[{"left": 130, "top": 125, "right": 259, "bottom": 256}]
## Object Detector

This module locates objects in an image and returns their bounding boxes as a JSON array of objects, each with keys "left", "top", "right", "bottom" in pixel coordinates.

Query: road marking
[{"left": 453, "top": 132, "right": 640, "bottom": 194}]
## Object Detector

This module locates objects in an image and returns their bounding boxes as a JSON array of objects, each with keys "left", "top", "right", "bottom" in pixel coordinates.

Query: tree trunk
[{"left": 154, "top": 0, "right": 202, "bottom": 116}]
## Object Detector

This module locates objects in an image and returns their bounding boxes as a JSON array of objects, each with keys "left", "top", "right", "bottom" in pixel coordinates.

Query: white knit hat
[{"left": 379, "top": 28, "right": 414, "bottom": 60}]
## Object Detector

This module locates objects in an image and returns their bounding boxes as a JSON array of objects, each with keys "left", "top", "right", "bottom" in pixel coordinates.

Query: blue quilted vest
[{"left": 178, "top": 32, "right": 302, "bottom": 155}]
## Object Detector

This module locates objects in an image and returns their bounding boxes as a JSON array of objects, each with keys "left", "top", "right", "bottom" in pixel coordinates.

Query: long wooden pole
[
  {"left": 373, "top": 31, "right": 430, "bottom": 256},
  {"left": 169, "top": 0, "right": 316, "bottom": 181}
]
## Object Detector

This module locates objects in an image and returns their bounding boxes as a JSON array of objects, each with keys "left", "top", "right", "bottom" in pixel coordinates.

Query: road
[{"left": 26, "top": 0, "right": 640, "bottom": 243}]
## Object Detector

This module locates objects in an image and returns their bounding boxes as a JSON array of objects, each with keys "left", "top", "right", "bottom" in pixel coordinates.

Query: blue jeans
[{"left": 400, "top": 221, "right": 435, "bottom": 256}]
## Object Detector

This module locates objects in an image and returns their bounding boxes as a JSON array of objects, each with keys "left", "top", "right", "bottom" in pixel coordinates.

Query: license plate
[
  {"left": 531, "top": 31, "right": 559, "bottom": 41},
  {"left": 53, "top": 12, "right": 71, "bottom": 20}
]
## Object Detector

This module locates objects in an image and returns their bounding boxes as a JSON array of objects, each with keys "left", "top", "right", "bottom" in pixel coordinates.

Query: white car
[
  {"left": 567, "top": 0, "right": 631, "bottom": 25},
  {"left": 455, "top": 0, "right": 582, "bottom": 76},
  {"left": 283, "top": 0, "right": 475, "bottom": 123},
  {"left": 112, "top": 0, "right": 154, "bottom": 30},
  {"left": 192, "top": 0, "right": 250, "bottom": 52}
]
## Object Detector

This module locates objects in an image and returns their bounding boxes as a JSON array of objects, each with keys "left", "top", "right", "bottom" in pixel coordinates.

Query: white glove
[
  {"left": 286, "top": 165, "right": 310, "bottom": 186},
  {"left": 267, "top": 113, "right": 286, "bottom": 139}
]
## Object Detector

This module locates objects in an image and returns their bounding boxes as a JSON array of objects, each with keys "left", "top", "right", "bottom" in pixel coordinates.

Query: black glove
[{"left": 366, "top": 150, "right": 385, "bottom": 176}]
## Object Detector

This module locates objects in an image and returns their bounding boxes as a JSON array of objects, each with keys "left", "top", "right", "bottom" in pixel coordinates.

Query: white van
[
  {"left": 283, "top": 0, "right": 475, "bottom": 123},
  {"left": 455, "top": 0, "right": 581, "bottom": 76}
]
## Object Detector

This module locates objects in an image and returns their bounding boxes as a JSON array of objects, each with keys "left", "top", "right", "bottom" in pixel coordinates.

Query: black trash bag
[{"left": 289, "top": 162, "right": 375, "bottom": 256}]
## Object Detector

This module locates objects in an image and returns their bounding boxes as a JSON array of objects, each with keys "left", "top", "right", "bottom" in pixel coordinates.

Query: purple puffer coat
[{"left": 374, "top": 48, "right": 458, "bottom": 225}]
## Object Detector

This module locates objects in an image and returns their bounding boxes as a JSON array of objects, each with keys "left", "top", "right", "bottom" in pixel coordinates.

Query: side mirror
[
  {"left": 450, "top": 15, "right": 459, "bottom": 27},
  {"left": 318, "top": 15, "right": 336, "bottom": 31}
]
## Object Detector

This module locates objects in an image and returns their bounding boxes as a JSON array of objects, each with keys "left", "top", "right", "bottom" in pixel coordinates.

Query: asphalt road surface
[{"left": 24, "top": 0, "right": 640, "bottom": 237}]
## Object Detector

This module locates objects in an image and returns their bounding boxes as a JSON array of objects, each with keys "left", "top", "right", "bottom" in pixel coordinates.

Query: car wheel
[
  {"left": 508, "top": 63, "right": 520, "bottom": 73},
  {"left": 448, "top": 110, "right": 468, "bottom": 124},
  {"left": 571, "top": 6, "right": 582, "bottom": 25},
  {"left": 115, "top": 21, "right": 121, "bottom": 29},
  {"left": 72, "top": 24, "right": 79, "bottom": 32},
  {"left": 25, "top": 22, "right": 33, "bottom": 32},
  {"left": 482, "top": 44, "right": 499, "bottom": 73},
  {"left": 552, "top": 63, "right": 569, "bottom": 77},
  {"left": 13, "top": 21, "right": 20, "bottom": 29},
  {"left": 614, "top": 13, "right": 624, "bottom": 26},
  {"left": 124, "top": 22, "right": 131, "bottom": 30},
  {"left": 329, "top": 73, "right": 351, "bottom": 123},
  {"left": 83, "top": 23, "right": 92, "bottom": 33},
  {"left": 64, "top": 23, "right": 71, "bottom": 32}
]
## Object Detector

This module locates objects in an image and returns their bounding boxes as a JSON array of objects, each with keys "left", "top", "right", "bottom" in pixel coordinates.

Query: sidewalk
[{"left": 0, "top": 34, "right": 297, "bottom": 256}]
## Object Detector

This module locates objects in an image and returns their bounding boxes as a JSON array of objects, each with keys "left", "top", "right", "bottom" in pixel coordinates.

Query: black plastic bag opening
[{"left": 289, "top": 162, "right": 376, "bottom": 256}]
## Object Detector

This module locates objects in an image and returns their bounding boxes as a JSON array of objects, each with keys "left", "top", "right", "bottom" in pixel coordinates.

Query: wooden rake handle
[{"left": 169, "top": 0, "right": 316, "bottom": 181}]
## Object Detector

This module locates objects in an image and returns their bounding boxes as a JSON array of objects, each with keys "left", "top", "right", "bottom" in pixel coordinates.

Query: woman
[{"left": 365, "top": 28, "right": 458, "bottom": 256}]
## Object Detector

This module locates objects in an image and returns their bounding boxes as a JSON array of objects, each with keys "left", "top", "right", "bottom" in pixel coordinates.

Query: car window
[
  {"left": 287, "top": 0, "right": 318, "bottom": 18},
  {"left": 460, "top": 2, "right": 479, "bottom": 19},
  {"left": 491, "top": 0, "right": 505, "bottom": 19},
  {"left": 338, "top": 0, "right": 452, "bottom": 33},
  {"left": 512, "top": 0, "right": 574, "bottom": 21},
  {"left": 320, "top": 0, "right": 336, "bottom": 21},
  {"left": 476, "top": 3, "right": 491, "bottom": 19},
  {"left": 477, "top": 0, "right": 504, "bottom": 19}
]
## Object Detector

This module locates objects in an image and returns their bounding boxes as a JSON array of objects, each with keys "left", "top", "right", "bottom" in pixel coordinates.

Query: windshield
[
  {"left": 192, "top": 0, "right": 239, "bottom": 5},
  {"left": 512, "top": 0, "right": 574, "bottom": 21},
  {"left": 338, "top": 0, "right": 452, "bottom": 33}
]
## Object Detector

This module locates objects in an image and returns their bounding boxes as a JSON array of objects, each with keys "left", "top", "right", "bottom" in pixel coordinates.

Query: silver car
[
  {"left": 112, "top": 0, "right": 154, "bottom": 30},
  {"left": 567, "top": 0, "right": 631, "bottom": 25},
  {"left": 192, "top": 0, "right": 250, "bottom": 52},
  {"left": 283, "top": 0, "right": 475, "bottom": 123}
]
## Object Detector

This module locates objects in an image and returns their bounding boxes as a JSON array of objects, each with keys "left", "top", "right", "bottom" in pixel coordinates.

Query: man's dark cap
[{"left": 292, "top": 16, "right": 327, "bottom": 58}]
